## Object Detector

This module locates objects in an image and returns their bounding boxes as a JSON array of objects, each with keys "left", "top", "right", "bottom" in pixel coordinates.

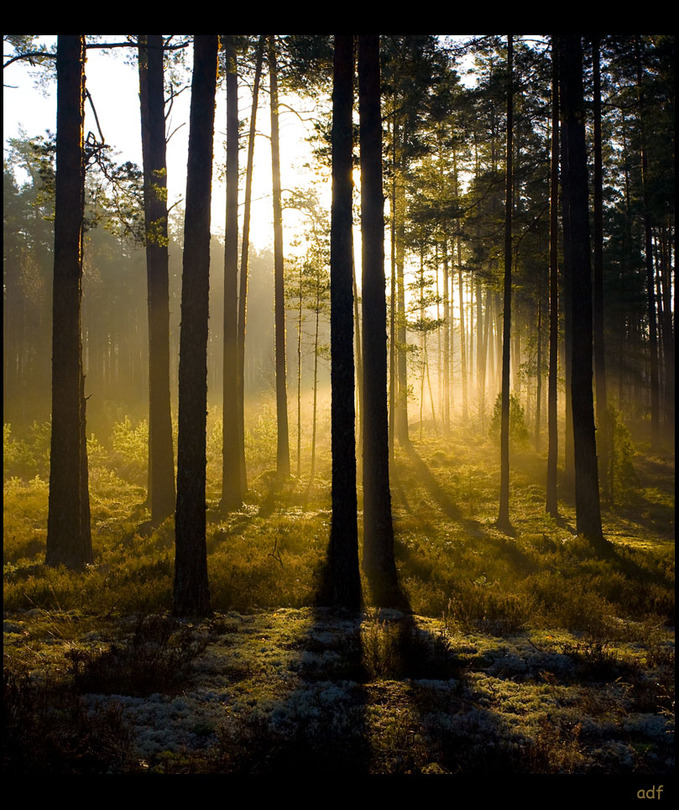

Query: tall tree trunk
[
  {"left": 634, "top": 36, "right": 660, "bottom": 450},
  {"left": 559, "top": 34, "right": 608, "bottom": 552},
  {"left": 174, "top": 35, "right": 218, "bottom": 617},
  {"left": 546, "top": 37, "right": 560, "bottom": 519},
  {"left": 237, "top": 35, "right": 265, "bottom": 495},
  {"left": 46, "top": 34, "right": 92, "bottom": 570},
  {"left": 392, "top": 113, "right": 409, "bottom": 447},
  {"left": 138, "top": 34, "right": 175, "bottom": 526},
  {"left": 268, "top": 35, "right": 290, "bottom": 479},
  {"left": 358, "top": 35, "right": 406, "bottom": 609},
  {"left": 221, "top": 34, "right": 242, "bottom": 511},
  {"left": 497, "top": 34, "right": 513, "bottom": 533},
  {"left": 591, "top": 36, "right": 611, "bottom": 500},
  {"left": 442, "top": 245, "right": 451, "bottom": 430},
  {"left": 325, "top": 34, "right": 362, "bottom": 611}
]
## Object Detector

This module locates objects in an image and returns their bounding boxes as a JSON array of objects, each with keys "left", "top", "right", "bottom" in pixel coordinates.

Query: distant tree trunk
[
  {"left": 138, "top": 34, "right": 175, "bottom": 525},
  {"left": 268, "top": 35, "right": 290, "bottom": 480},
  {"left": 46, "top": 34, "right": 92, "bottom": 570},
  {"left": 358, "top": 35, "right": 406, "bottom": 609},
  {"left": 559, "top": 34, "right": 608, "bottom": 552},
  {"left": 308, "top": 275, "right": 322, "bottom": 488},
  {"left": 497, "top": 34, "right": 513, "bottom": 533},
  {"left": 591, "top": 36, "right": 611, "bottom": 501},
  {"left": 546, "top": 37, "right": 560, "bottom": 519},
  {"left": 174, "top": 35, "right": 218, "bottom": 617},
  {"left": 392, "top": 115, "right": 410, "bottom": 447},
  {"left": 634, "top": 36, "right": 660, "bottom": 450},
  {"left": 221, "top": 34, "right": 242, "bottom": 511},
  {"left": 325, "top": 33, "right": 362, "bottom": 611},
  {"left": 237, "top": 35, "right": 265, "bottom": 494},
  {"left": 353, "top": 264, "right": 364, "bottom": 454},
  {"left": 442, "top": 248, "right": 451, "bottom": 430}
]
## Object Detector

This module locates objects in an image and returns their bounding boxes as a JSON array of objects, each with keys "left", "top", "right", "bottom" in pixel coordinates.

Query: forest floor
[{"left": 2, "top": 413, "right": 675, "bottom": 789}]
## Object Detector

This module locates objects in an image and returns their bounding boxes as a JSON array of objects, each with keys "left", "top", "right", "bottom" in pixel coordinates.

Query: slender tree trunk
[
  {"left": 458, "top": 242, "right": 468, "bottom": 423},
  {"left": 268, "top": 35, "right": 290, "bottom": 479},
  {"left": 393, "top": 115, "right": 409, "bottom": 446},
  {"left": 497, "top": 34, "right": 513, "bottom": 533},
  {"left": 559, "top": 34, "right": 608, "bottom": 552},
  {"left": 535, "top": 281, "right": 543, "bottom": 452},
  {"left": 221, "top": 35, "right": 242, "bottom": 511},
  {"left": 353, "top": 263, "right": 364, "bottom": 455},
  {"left": 309, "top": 278, "right": 321, "bottom": 487},
  {"left": 295, "top": 268, "right": 303, "bottom": 477},
  {"left": 46, "top": 34, "right": 92, "bottom": 570},
  {"left": 634, "top": 36, "right": 660, "bottom": 450},
  {"left": 443, "top": 245, "right": 450, "bottom": 430},
  {"left": 236, "top": 36, "right": 265, "bottom": 494},
  {"left": 358, "top": 35, "right": 406, "bottom": 609},
  {"left": 174, "top": 35, "right": 218, "bottom": 617},
  {"left": 325, "top": 34, "right": 361, "bottom": 611},
  {"left": 592, "top": 36, "right": 611, "bottom": 500},
  {"left": 546, "top": 37, "right": 560, "bottom": 519},
  {"left": 138, "top": 35, "right": 176, "bottom": 525}
]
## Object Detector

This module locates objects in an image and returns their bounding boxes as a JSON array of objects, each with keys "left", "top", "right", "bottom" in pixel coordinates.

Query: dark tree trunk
[
  {"left": 546, "top": 37, "right": 560, "bottom": 519},
  {"left": 559, "top": 35, "right": 608, "bottom": 552},
  {"left": 46, "top": 34, "right": 92, "bottom": 570},
  {"left": 358, "top": 35, "right": 407, "bottom": 609},
  {"left": 221, "top": 34, "right": 242, "bottom": 511},
  {"left": 591, "top": 36, "right": 611, "bottom": 500},
  {"left": 634, "top": 36, "right": 660, "bottom": 450},
  {"left": 268, "top": 36, "right": 291, "bottom": 480},
  {"left": 236, "top": 36, "right": 266, "bottom": 494},
  {"left": 173, "top": 35, "right": 218, "bottom": 617},
  {"left": 325, "top": 36, "right": 361, "bottom": 610},
  {"left": 497, "top": 34, "right": 513, "bottom": 533},
  {"left": 138, "top": 34, "right": 175, "bottom": 525}
]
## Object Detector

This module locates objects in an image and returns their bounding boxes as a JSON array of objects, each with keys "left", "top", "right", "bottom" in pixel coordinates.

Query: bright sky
[{"left": 3, "top": 35, "right": 327, "bottom": 256}]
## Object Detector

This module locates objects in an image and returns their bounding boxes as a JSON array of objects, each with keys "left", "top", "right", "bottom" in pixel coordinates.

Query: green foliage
[
  {"left": 109, "top": 416, "right": 148, "bottom": 485},
  {"left": 489, "top": 391, "right": 530, "bottom": 448},
  {"left": 3, "top": 421, "right": 51, "bottom": 480},
  {"left": 605, "top": 405, "right": 638, "bottom": 504}
]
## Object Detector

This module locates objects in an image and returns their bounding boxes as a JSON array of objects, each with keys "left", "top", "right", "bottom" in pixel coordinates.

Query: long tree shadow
[
  {"left": 396, "top": 441, "right": 541, "bottom": 572},
  {"left": 211, "top": 605, "right": 372, "bottom": 775}
]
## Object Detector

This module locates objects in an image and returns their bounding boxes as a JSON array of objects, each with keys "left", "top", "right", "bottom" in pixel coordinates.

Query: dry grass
[{"left": 3, "top": 411, "right": 674, "bottom": 777}]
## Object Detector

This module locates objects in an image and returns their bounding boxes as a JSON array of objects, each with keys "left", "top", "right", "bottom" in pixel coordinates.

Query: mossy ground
[{"left": 3, "top": 408, "right": 674, "bottom": 778}]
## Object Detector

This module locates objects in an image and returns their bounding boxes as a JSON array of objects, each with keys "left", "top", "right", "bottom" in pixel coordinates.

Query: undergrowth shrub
[
  {"left": 67, "top": 615, "right": 208, "bottom": 697},
  {"left": 605, "top": 405, "right": 638, "bottom": 504},
  {"left": 3, "top": 663, "right": 135, "bottom": 774},
  {"left": 108, "top": 416, "right": 148, "bottom": 485},
  {"left": 489, "top": 392, "right": 530, "bottom": 448},
  {"left": 361, "top": 616, "right": 461, "bottom": 680},
  {"left": 3, "top": 421, "right": 51, "bottom": 480}
]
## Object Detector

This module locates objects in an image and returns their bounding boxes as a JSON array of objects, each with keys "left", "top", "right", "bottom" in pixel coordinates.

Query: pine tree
[
  {"left": 358, "top": 35, "right": 407, "bottom": 609},
  {"left": 138, "top": 34, "right": 176, "bottom": 525},
  {"left": 46, "top": 34, "right": 93, "bottom": 570},
  {"left": 174, "top": 35, "right": 218, "bottom": 617}
]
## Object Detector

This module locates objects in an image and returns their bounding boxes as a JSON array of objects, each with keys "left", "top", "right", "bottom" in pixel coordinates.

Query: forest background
[{"left": 2, "top": 34, "right": 675, "bottom": 781}]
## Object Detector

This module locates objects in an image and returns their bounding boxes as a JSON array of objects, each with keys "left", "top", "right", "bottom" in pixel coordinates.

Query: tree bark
[
  {"left": 559, "top": 34, "right": 608, "bottom": 552},
  {"left": 174, "top": 35, "right": 218, "bottom": 617},
  {"left": 358, "top": 35, "right": 406, "bottom": 609},
  {"left": 138, "top": 34, "right": 176, "bottom": 525},
  {"left": 236, "top": 35, "right": 265, "bottom": 494},
  {"left": 634, "top": 36, "right": 660, "bottom": 450},
  {"left": 221, "top": 34, "right": 242, "bottom": 511},
  {"left": 497, "top": 34, "right": 513, "bottom": 533},
  {"left": 591, "top": 36, "right": 611, "bottom": 500},
  {"left": 268, "top": 36, "right": 291, "bottom": 480},
  {"left": 546, "top": 37, "right": 560, "bottom": 519},
  {"left": 46, "top": 34, "right": 92, "bottom": 570}
]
